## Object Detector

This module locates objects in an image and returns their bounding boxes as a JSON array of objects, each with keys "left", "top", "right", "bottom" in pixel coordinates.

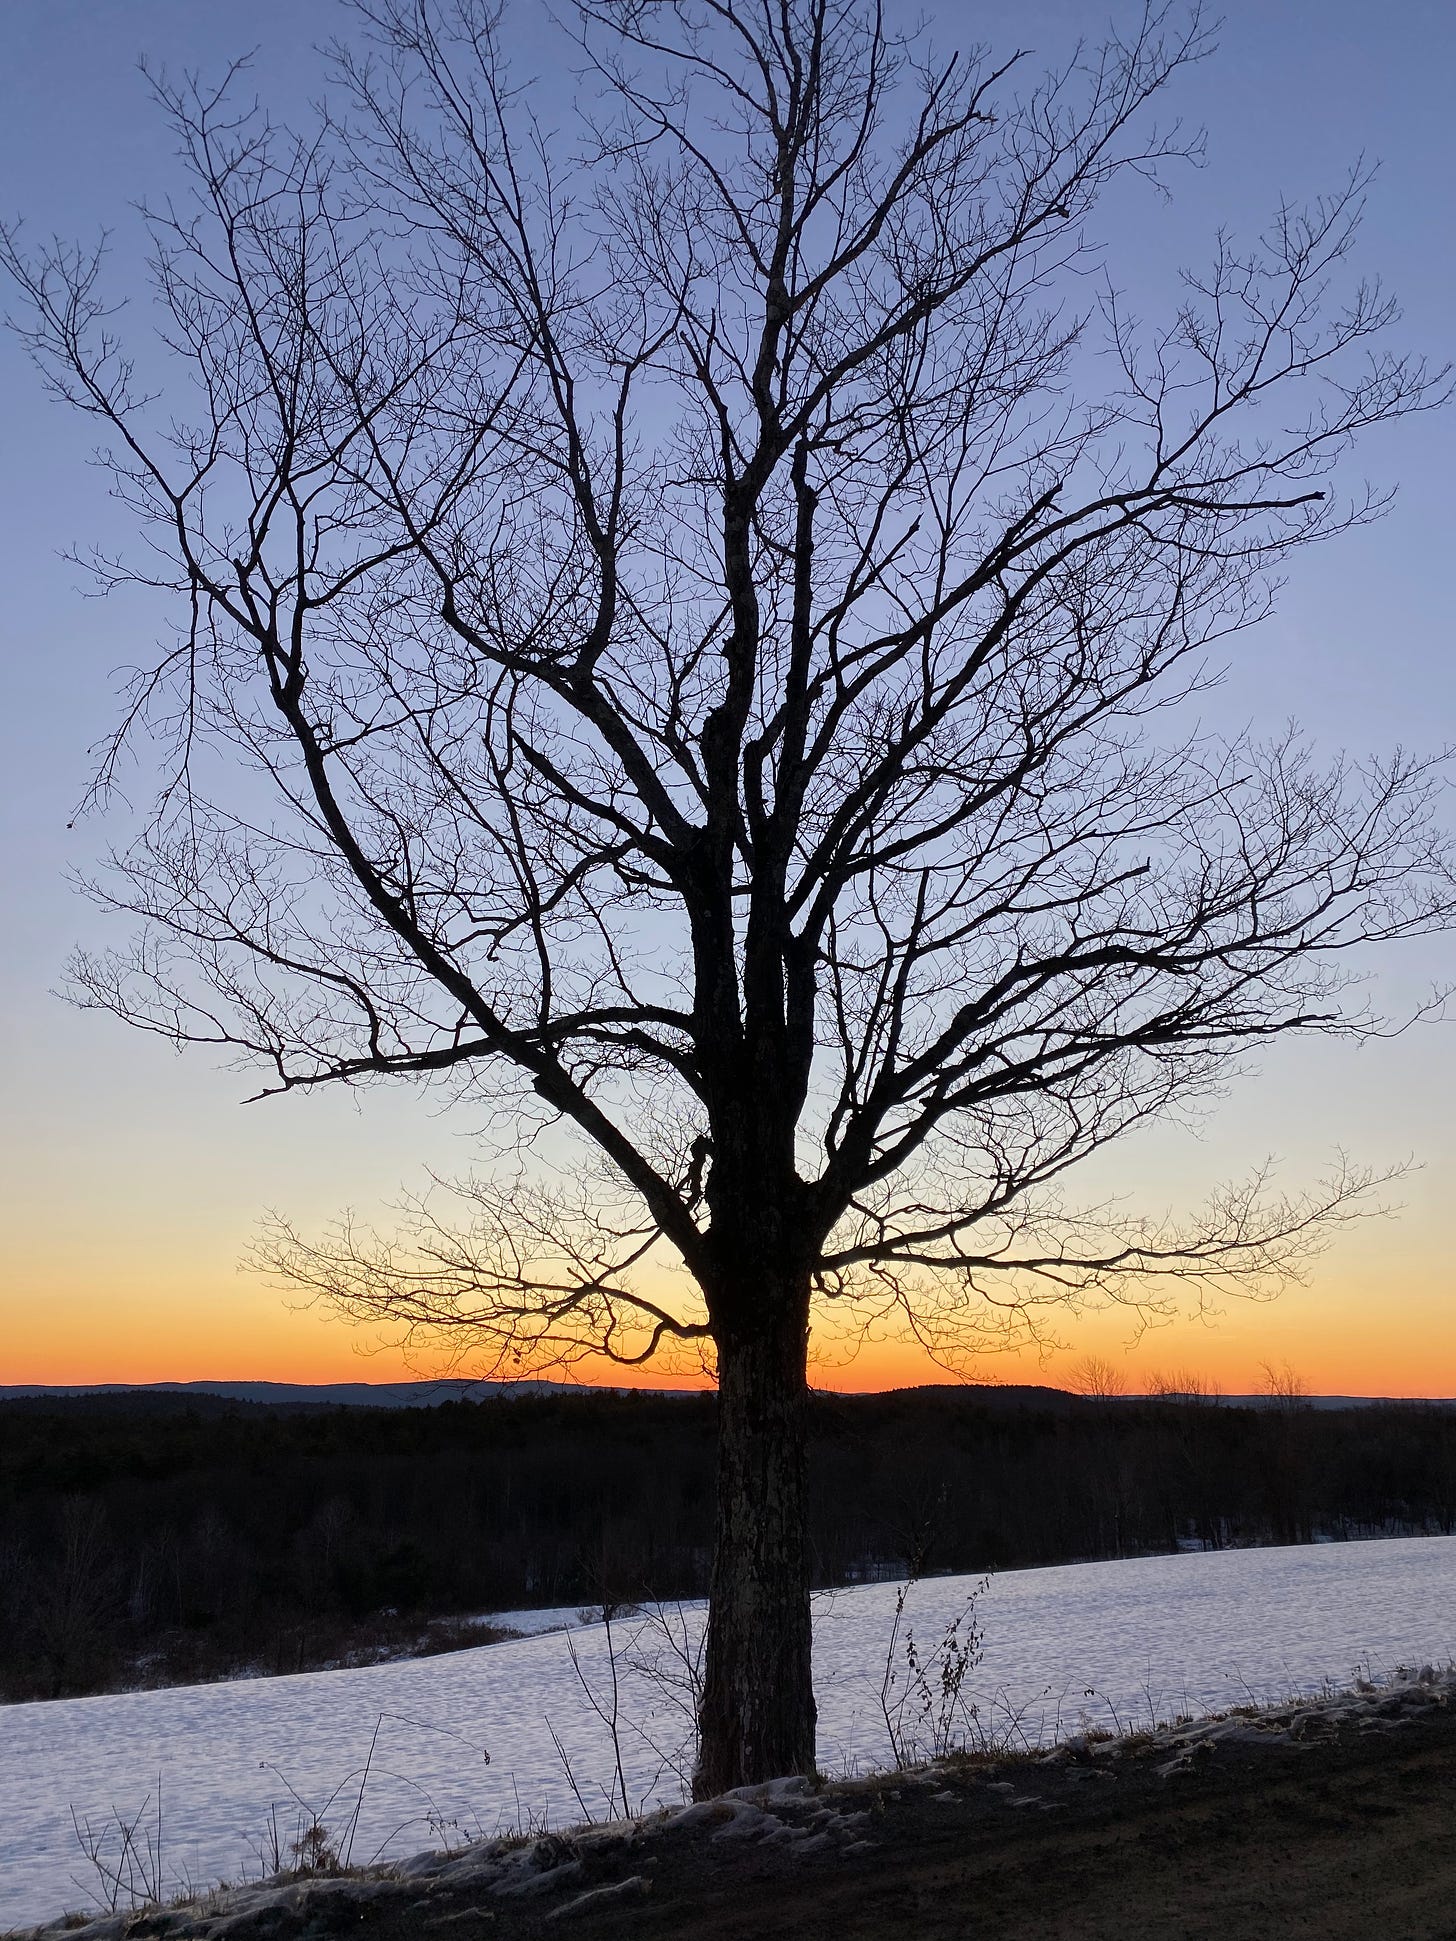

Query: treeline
[{"left": 1, "top": 1385, "right": 1453, "bottom": 1701}]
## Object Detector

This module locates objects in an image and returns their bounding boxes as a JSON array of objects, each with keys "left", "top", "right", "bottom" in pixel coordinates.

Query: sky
[{"left": 1, "top": 0, "right": 1453, "bottom": 1396}]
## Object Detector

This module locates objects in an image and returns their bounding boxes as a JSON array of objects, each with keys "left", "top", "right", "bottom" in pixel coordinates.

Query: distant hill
[
  {"left": 0, "top": 1377, "right": 1072, "bottom": 1414},
  {"left": 1, "top": 1378, "right": 1450, "bottom": 1411},
  {"left": 0, "top": 1377, "right": 1115, "bottom": 1414},
  {"left": 1218, "top": 1394, "right": 1456, "bottom": 1410},
  {"left": 0, "top": 1378, "right": 585, "bottom": 1409}
]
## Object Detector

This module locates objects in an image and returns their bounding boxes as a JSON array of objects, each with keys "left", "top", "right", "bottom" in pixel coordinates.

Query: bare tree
[
  {"left": 1260, "top": 1358, "right": 1312, "bottom": 1409},
  {"left": 5, "top": 0, "right": 1451, "bottom": 1791},
  {"left": 1146, "top": 1368, "right": 1225, "bottom": 1404},
  {"left": 1067, "top": 1354, "right": 1129, "bottom": 1400}
]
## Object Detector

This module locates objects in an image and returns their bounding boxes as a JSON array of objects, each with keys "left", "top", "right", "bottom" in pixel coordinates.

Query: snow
[
  {"left": 2, "top": 1534, "right": 1453, "bottom": 1931},
  {"left": 471, "top": 1603, "right": 605, "bottom": 1638}
]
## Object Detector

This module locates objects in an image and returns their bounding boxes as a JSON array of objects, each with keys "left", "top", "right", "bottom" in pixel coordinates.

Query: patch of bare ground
[{"left": 22, "top": 1674, "right": 1456, "bottom": 1941}]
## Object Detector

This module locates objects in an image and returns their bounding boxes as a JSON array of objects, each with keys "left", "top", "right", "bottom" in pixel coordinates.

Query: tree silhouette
[
  {"left": 1068, "top": 1355, "right": 1130, "bottom": 1401},
  {"left": 5, "top": 0, "right": 1450, "bottom": 1790}
]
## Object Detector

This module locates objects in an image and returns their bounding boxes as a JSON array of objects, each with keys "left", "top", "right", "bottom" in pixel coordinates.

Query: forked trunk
[{"left": 693, "top": 1294, "right": 816, "bottom": 1797}]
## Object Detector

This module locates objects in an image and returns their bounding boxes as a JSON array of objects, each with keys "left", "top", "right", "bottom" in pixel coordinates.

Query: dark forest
[{"left": 3, "top": 1387, "right": 1453, "bottom": 1702}]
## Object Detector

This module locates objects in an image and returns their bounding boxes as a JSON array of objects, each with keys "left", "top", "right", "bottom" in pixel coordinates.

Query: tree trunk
[{"left": 693, "top": 1295, "right": 816, "bottom": 1797}]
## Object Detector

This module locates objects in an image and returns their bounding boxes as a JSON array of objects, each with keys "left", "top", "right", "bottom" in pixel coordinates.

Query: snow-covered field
[{"left": 3, "top": 1535, "right": 1453, "bottom": 1931}]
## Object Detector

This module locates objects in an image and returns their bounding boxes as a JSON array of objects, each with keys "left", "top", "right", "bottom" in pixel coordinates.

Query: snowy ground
[
  {"left": 470, "top": 1603, "right": 601, "bottom": 1639},
  {"left": 3, "top": 1535, "right": 1453, "bottom": 1931}
]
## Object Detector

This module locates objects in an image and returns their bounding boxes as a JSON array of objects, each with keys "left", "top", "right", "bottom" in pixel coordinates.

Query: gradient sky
[{"left": 2, "top": 0, "right": 1453, "bottom": 1395}]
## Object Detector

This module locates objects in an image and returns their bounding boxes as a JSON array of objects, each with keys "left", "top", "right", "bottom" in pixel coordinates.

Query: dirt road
[
  {"left": 384, "top": 1696, "right": 1456, "bottom": 1940},
  {"left": 607, "top": 1718, "right": 1456, "bottom": 1939}
]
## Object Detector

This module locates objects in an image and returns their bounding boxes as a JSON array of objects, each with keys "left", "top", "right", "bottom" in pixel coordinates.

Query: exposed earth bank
[{"left": 22, "top": 1672, "right": 1456, "bottom": 1941}]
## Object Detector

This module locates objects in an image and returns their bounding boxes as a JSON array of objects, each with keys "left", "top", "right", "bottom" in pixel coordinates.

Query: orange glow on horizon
[{"left": 4, "top": 1258, "right": 1453, "bottom": 1398}]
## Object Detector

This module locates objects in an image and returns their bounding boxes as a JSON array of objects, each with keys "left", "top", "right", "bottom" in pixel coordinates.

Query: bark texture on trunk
[{"left": 693, "top": 1299, "right": 816, "bottom": 1797}]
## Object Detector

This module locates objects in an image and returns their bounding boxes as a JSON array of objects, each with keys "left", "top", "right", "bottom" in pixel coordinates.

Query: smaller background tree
[{"left": 1068, "top": 1355, "right": 1132, "bottom": 1400}]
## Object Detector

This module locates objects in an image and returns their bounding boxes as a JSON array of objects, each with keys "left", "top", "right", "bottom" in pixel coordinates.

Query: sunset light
[{"left": 2, "top": 5, "right": 1454, "bottom": 1929}]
